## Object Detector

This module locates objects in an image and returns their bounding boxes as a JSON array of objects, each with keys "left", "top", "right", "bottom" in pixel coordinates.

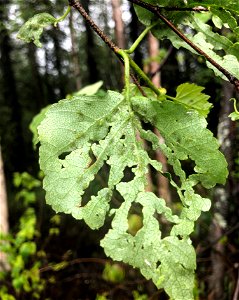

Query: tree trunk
[
  {"left": 0, "top": 144, "right": 9, "bottom": 271},
  {"left": 0, "top": 1, "right": 26, "bottom": 172},
  {"left": 27, "top": 43, "right": 47, "bottom": 110},
  {"left": 208, "top": 81, "right": 234, "bottom": 300},
  {"left": 111, "top": 0, "right": 125, "bottom": 86},
  {"left": 111, "top": 0, "right": 126, "bottom": 49},
  {"left": 148, "top": 33, "right": 171, "bottom": 203},
  {"left": 81, "top": 0, "right": 99, "bottom": 84},
  {"left": 69, "top": 9, "right": 82, "bottom": 91}
]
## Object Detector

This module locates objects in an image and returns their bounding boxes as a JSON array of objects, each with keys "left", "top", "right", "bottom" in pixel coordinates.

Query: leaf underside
[{"left": 37, "top": 89, "right": 227, "bottom": 300}]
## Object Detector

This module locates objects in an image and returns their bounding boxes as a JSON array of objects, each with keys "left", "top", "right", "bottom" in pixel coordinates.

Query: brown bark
[
  {"left": 111, "top": 0, "right": 126, "bottom": 49},
  {"left": 148, "top": 33, "right": 171, "bottom": 202},
  {"left": 208, "top": 81, "right": 234, "bottom": 300},
  {"left": 69, "top": 9, "right": 82, "bottom": 91}
]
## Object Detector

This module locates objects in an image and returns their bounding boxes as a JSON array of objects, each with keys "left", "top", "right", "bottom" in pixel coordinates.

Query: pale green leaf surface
[
  {"left": 17, "top": 13, "right": 56, "bottom": 47},
  {"left": 38, "top": 89, "right": 227, "bottom": 300},
  {"left": 174, "top": 83, "right": 212, "bottom": 116},
  {"left": 38, "top": 91, "right": 125, "bottom": 216},
  {"left": 132, "top": 97, "right": 228, "bottom": 188},
  {"left": 229, "top": 111, "right": 239, "bottom": 120},
  {"left": 75, "top": 81, "right": 104, "bottom": 96},
  {"left": 211, "top": 8, "right": 238, "bottom": 32}
]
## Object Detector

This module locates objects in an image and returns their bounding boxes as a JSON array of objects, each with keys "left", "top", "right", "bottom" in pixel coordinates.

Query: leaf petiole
[
  {"left": 125, "top": 22, "right": 158, "bottom": 54},
  {"left": 118, "top": 50, "right": 131, "bottom": 102},
  {"left": 54, "top": 5, "right": 71, "bottom": 26}
]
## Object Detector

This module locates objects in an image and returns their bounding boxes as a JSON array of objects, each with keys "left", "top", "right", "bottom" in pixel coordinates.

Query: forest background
[{"left": 0, "top": 0, "right": 239, "bottom": 299}]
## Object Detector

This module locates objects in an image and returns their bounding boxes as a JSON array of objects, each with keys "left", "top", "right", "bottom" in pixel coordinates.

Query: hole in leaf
[
  {"left": 111, "top": 187, "right": 124, "bottom": 209},
  {"left": 81, "top": 163, "right": 109, "bottom": 207},
  {"left": 127, "top": 204, "right": 143, "bottom": 236},
  {"left": 58, "top": 151, "right": 71, "bottom": 160},
  {"left": 153, "top": 211, "right": 172, "bottom": 239},
  {"left": 122, "top": 166, "right": 135, "bottom": 182},
  {"left": 156, "top": 261, "right": 161, "bottom": 269},
  {"left": 181, "top": 158, "right": 196, "bottom": 177}
]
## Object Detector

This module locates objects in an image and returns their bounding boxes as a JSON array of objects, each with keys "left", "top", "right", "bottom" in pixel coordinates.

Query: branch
[
  {"left": 69, "top": 0, "right": 156, "bottom": 97},
  {"left": 69, "top": 0, "right": 119, "bottom": 53},
  {"left": 128, "top": 0, "right": 239, "bottom": 92},
  {"left": 162, "top": 6, "right": 208, "bottom": 12}
]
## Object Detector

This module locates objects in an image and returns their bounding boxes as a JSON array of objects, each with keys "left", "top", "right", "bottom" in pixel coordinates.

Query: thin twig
[
  {"left": 128, "top": 0, "right": 239, "bottom": 92},
  {"left": 69, "top": 0, "right": 149, "bottom": 96},
  {"left": 69, "top": 0, "right": 119, "bottom": 53},
  {"left": 162, "top": 6, "right": 208, "bottom": 12}
]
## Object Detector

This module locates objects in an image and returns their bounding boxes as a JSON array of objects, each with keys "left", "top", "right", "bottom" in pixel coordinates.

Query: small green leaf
[
  {"left": 229, "top": 111, "right": 239, "bottom": 121},
  {"left": 76, "top": 81, "right": 104, "bottom": 96},
  {"left": 229, "top": 98, "right": 239, "bottom": 120},
  {"left": 174, "top": 83, "right": 212, "bottom": 117},
  {"left": 17, "top": 13, "right": 56, "bottom": 47}
]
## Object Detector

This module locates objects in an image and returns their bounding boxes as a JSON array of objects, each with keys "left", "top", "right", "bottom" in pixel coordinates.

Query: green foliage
[
  {"left": 173, "top": 83, "right": 212, "bottom": 117},
  {"left": 0, "top": 173, "right": 45, "bottom": 299},
  {"left": 135, "top": 1, "right": 239, "bottom": 82},
  {"left": 17, "top": 13, "right": 56, "bottom": 47},
  {"left": 229, "top": 98, "right": 239, "bottom": 120},
  {"left": 22, "top": 1, "right": 239, "bottom": 299},
  {"left": 102, "top": 263, "right": 125, "bottom": 283},
  {"left": 34, "top": 85, "right": 227, "bottom": 299}
]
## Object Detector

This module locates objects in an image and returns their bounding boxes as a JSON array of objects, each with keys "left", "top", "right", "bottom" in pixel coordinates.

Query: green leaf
[
  {"left": 37, "top": 89, "right": 228, "bottom": 300},
  {"left": 38, "top": 91, "right": 125, "bottom": 218},
  {"left": 229, "top": 111, "right": 239, "bottom": 120},
  {"left": 17, "top": 13, "right": 56, "bottom": 47},
  {"left": 76, "top": 81, "right": 104, "bottom": 96},
  {"left": 132, "top": 97, "right": 228, "bottom": 188},
  {"left": 174, "top": 83, "right": 212, "bottom": 117}
]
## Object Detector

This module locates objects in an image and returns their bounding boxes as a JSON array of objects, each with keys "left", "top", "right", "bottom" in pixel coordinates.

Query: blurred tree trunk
[
  {"left": 0, "top": 1, "right": 26, "bottom": 172},
  {"left": 208, "top": 81, "right": 234, "bottom": 300},
  {"left": 69, "top": 9, "right": 81, "bottom": 91},
  {"left": 0, "top": 144, "right": 9, "bottom": 271},
  {"left": 51, "top": 31, "right": 66, "bottom": 99},
  {"left": 111, "top": 0, "right": 125, "bottom": 86},
  {"left": 148, "top": 33, "right": 171, "bottom": 202},
  {"left": 27, "top": 43, "right": 47, "bottom": 110},
  {"left": 44, "top": 47, "right": 57, "bottom": 103},
  {"left": 81, "top": 0, "right": 98, "bottom": 83},
  {"left": 111, "top": 0, "right": 125, "bottom": 49},
  {"left": 43, "top": 0, "right": 66, "bottom": 98}
]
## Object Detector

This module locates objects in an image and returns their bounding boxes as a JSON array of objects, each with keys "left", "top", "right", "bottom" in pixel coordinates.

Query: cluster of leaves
[
  {"left": 17, "top": 1, "right": 239, "bottom": 299},
  {"left": 135, "top": 0, "right": 239, "bottom": 81},
  {"left": 0, "top": 173, "right": 44, "bottom": 299}
]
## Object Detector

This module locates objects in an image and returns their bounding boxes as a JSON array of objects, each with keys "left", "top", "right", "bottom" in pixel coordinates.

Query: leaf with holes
[
  {"left": 37, "top": 88, "right": 228, "bottom": 300},
  {"left": 17, "top": 13, "right": 56, "bottom": 47}
]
